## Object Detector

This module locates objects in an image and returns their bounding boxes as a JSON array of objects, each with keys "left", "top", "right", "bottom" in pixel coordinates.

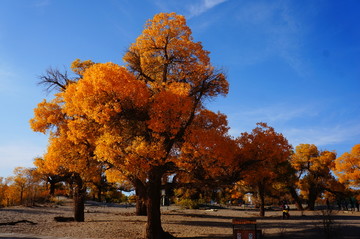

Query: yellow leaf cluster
[
  {"left": 64, "top": 62, "right": 149, "bottom": 124},
  {"left": 237, "top": 123, "right": 292, "bottom": 185},
  {"left": 290, "top": 144, "right": 336, "bottom": 173},
  {"left": 71, "top": 59, "right": 95, "bottom": 76},
  {"left": 335, "top": 144, "right": 360, "bottom": 186},
  {"left": 148, "top": 89, "right": 192, "bottom": 136},
  {"left": 95, "top": 130, "right": 126, "bottom": 166},
  {"left": 290, "top": 144, "right": 319, "bottom": 171},
  {"left": 125, "top": 137, "right": 167, "bottom": 165},
  {"left": 178, "top": 110, "right": 236, "bottom": 178},
  {"left": 30, "top": 98, "right": 63, "bottom": 134},
  {"left": 124, "top": 12, "right": 228, "bottom": 97}
]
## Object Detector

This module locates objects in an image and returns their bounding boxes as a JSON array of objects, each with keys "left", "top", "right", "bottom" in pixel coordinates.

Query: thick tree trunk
[
  {"left": 97, "top": 185, "right": 102, "bottom": 202},
  {"left": 49, "top": 181, "right": 56, "bottom": 197},
  {"left": 136, "top": 196, "right": 147, "bottom": 216},
  {"left": 73, "top": 174, "right": 86, "bottom": 222},
  {"left": 258, "top": 183, "right": 265, "bottom": 217},
  {"left": 306, "top": 182, "right": 320, "bottom": 211},
  {"left": 288, "top": 186, "right": 303, "bottom": 210},
  {"left": 135, "top": 179, "right": 147, "bottom": 216},
  {"left": 307, "top": 189, "right": 317, "bottom": 210},
  {"left": 67, "top": 180, "right": 74, "bottom": 199},
  {"left": 20, "top": 188, "right": 24, "bottom": 205},
  {"left": 145, "top": 168, "right": 173, "bottom": 239}
]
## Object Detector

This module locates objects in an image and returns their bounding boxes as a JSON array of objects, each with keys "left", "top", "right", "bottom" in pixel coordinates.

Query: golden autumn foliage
[
  {"left": 30, "top": 90, "right": 101, "bottom": 183},
  {"left": 29, "top": 97, "right": 64, "bottom": 134},
  {"left": 290, "top": 144, "right": 337, "bottom": 210},
  {"left": 124, "top": 12, "right": 228, "bottom": 98},
  {"left": 64, "top": 63, "right": 149, "bottom": 125},
  {"left": 30, "top": 58, "right": 109, "bottom": 221},
  {"left": 335, "top": 144, "right": 360, "bottom": 187},
  {"left": 71, "top": 58, "right": 95, "bottom": 76},
  {"left": 171, "top": 110, "right": 239, "bottom": 208},
  {"left": 0, "top": 167, "right": 47, "bottom": 207},
  {"left": 178, "top": 110, "right": 237, "bottom": 179},
  {"left": 291, "top": 144, "right": 335, "bottom": 174},
  {"left": 237, "top": 123, "right": 292, "bottom": 182}
]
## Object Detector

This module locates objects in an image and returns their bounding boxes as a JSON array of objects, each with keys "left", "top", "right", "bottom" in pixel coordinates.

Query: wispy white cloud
[
  {"left": 225, "top": 103, "right": 360, "bottom": 153},
  {"left": 225, "top": 103, "right": 317, "bottom": 138},
  {"left": 153, "top": 0, "right": 228, "bottom": 19},
  {"left": 34, "top": 0, "right": 51, "bottom": 8},
  {"left": 188, "top": 0, "right": 228, "bottom": 18},
  {"left": 227, "top": 103, "right": 318, "bottom": 128},
  {"left": 284, "top": 122, "right": 360, "bottom": 149},
  {"left": 239, "top": 104, "right": 317, "bottom": 123}
]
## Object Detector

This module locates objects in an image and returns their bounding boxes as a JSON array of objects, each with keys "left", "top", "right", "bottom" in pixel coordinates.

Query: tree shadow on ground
[
  {"left": 0, "top": 208, "right": 65, "bottom": 215},
  {"left": 164, "top": 211, "right": 236, "bottom": 221},
  {"left": 172, "top": 211, "right": 360, "bottom": 239},
  {"left": 175, "top": 224, "right": 360, "bottom": 239},
  {"left": 0, "top": 237, "right": 40, "bottom": 239},
  {"left": 85, "top": 200, "right": 135, "bottom": 208},
  {"left": 263, "top": 225, "right": 360, "bottom": 239},
  {"left": 167, "top": 219, "right": 232, "bottom": 229},
  {"left": 176, "top": 235, "right": 231, "bottom": 239}
]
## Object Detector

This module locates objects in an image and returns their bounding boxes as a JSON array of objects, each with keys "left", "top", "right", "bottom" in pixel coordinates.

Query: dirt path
[{"left": 1, "top": 202, "right": 360, "bottom": 238}]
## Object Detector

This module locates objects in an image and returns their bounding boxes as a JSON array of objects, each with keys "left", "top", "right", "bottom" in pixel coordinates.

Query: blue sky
[{"left": 0, "top": 0, "right": 359, "bottom": 178}]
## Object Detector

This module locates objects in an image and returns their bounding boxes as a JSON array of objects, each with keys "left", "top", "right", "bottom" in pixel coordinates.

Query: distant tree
[
  {"left": 290, "top": 144, "right": 336, "bottom": 210},
  {"left": 0, "top": 177, "right": 10, "bottom": 207},
  {"left": 8, "top": 167, "right": 44, "bottom": 206},
  {"left": 12, "top": 167, "right": 31, "bottom": 205},
  {"left": 236, "top": 123, "right": 292, "bottom": 217},
  {"left": 335, "top": 144, "right": 360, "bottom": 188},
  {"left": 33, "top": 157, "right": 69, "bottom": 197},
  {"left": 273, "top": 159, "right": 304, "bottom": 210},
  {"left": 88, "top": 165, "right": 110, "bottom": 202}
]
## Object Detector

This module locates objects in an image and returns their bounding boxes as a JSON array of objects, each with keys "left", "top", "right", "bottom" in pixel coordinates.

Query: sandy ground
[{"left": 1, "top": 200, "right": 360, "bottom": 239}]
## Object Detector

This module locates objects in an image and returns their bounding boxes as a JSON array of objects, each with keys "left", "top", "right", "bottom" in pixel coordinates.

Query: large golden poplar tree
[{"left": 59, "top": 13, "right": 228, "bottom": 239}]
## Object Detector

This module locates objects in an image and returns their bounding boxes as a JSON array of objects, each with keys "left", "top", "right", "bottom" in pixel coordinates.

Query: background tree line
[{"left": 1, "top": 143, "right": 359, "bottom": 210}]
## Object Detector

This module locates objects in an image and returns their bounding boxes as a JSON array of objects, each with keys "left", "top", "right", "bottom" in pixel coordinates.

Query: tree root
[{"left": 161, "top": 231, "right": 176, "bottom": 239}]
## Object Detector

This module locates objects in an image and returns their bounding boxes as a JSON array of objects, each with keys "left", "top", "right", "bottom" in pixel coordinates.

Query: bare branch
[{"left": 38, "top": 67, "right": 74, "bottom": 93}]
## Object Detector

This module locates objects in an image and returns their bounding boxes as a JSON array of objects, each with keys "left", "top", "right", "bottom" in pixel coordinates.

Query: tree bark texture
[
  {"left": 145, "top": 168, "right": 173, "bottom": 239},
  {"left": 49, "top": 181, "right": 56, "bottom": 197},
  {"left": 288, "top": 186, "right": 303, "bottom": 210},
  {"left": 96, "top": 184, "right": 102, "bottom": 202},
  {"left": 73, "top": 174, "right": 86, "bottom": 222},
  {"left": 307, "top": 189, "right": 317, "bottom": 210},
  {"left": 135, "top": 179, "right": 147, "bottom": 216},
  {"left": 258, "top": 183, "right": 265, "bottom": 217}
]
